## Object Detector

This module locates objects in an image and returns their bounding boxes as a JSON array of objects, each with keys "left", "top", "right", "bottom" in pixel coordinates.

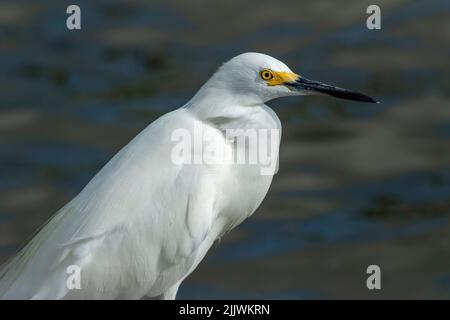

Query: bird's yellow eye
[{"left": 260, "top": 69, "right": 274, "bottom": 81}]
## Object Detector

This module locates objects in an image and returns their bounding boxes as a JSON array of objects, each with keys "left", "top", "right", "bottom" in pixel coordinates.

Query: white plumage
[{"left": 0, "top": 52, "right": 375, "bottom": 299}]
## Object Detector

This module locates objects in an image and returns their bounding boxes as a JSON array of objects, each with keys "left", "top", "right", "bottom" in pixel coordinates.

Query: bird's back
[
  {"left": 0, "top": 101, "right": 281, "bottom": 299},
  {"left": 0, "top": 108, "right": 228, "bottom": 299}
]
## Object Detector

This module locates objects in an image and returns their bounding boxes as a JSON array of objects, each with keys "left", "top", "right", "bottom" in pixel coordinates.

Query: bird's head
[{"left": 207, "top": 52, "right": 377, "bottom": 105}]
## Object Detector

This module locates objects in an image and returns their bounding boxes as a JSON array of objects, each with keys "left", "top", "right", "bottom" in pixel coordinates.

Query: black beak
[{"left": 286, "top": 77, "right": 378, "bottom": 103}]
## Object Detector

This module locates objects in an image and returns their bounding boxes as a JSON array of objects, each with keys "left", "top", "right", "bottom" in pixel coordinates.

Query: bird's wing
[{"left": 0, "top": 109, "right": 225, "bottom": 299}]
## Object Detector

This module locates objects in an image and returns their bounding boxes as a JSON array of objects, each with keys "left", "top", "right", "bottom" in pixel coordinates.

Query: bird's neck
[{"left": 183, "top": 79, "right": 263, "bottom": 121}]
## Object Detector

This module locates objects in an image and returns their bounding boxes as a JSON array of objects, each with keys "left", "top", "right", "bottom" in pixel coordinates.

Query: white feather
[{"left": 0, "top": 53, "right": 286, "bottom": 299}]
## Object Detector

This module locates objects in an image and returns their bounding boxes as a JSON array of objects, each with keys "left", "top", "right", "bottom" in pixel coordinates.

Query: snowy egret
[{"left": 0, "top": 52, "right": 376, "bottom": 299}]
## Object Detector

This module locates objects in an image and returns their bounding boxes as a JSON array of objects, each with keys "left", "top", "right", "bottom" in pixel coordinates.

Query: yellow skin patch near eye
[{"left": 261, "top": 70, "right": 299, "bottom": 86}]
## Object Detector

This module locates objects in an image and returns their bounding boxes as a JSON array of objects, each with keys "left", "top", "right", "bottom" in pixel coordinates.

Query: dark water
[{"left": 0, "top": 0, "right": 449, "bottom": 299}]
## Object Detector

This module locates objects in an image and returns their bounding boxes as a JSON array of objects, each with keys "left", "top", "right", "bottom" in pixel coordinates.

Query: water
[{"left": 0, "top": 0, "right": 449, "bottom": 299}]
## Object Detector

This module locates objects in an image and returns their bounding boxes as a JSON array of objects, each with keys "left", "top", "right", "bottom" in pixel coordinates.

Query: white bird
[{"left": 0, "top": 53, "right": 376, "bottom": 299}]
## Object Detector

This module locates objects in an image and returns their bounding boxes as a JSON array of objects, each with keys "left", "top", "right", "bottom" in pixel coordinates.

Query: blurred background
[{"left": 0, "top": 0, "right": 449, "bottom": 299}]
